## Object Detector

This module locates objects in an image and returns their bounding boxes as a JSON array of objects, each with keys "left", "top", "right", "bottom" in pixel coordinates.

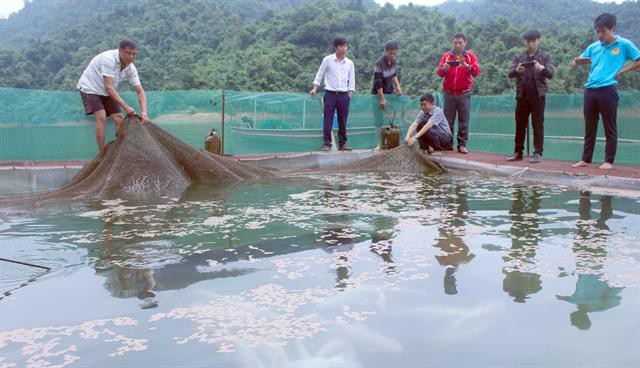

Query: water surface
[{"left": 1, "top": 173, "right": 639, "bottom": 367}]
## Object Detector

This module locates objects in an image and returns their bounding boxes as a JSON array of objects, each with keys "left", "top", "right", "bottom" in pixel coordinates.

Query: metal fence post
[
  {"left": 526, "top": 122, "right": 530, "bottom": 157},
  {"left": 221, "top": 90, "right": 225, "bottom": 155}
]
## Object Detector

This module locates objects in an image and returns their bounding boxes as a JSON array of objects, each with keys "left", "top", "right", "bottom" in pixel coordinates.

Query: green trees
[
  {"left": 435, "top": 0, "right": 639, "bottom": 44},
  {"left": 0, "top": 0, "right": 638, "bottom": 94}
]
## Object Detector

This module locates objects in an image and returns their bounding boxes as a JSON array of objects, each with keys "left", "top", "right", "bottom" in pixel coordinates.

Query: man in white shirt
[
  {"left": 310, "top": 37, "right": 356, "bottom": 151},
  {"left": 77, "top": 39, "right": 148, "bottom": 154}
]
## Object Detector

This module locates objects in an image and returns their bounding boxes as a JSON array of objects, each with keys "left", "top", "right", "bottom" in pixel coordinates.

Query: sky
[
  {"left": 0, "top": 0, "right": 630, "bottom": 19},
  {"left": 0, "top": 0, "right": 24, "bottom": 19}
]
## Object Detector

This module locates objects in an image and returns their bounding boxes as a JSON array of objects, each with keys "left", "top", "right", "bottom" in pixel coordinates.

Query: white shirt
[
  {"left": 313, "top": 53, "right": 355, "bottom": 92},
  {"left": 77, "top": 49, "right": 141, "bottom": 96}
]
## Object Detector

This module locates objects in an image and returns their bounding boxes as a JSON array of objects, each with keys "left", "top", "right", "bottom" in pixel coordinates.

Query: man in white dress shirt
[
  {"left": 77, "top": 39, "right": 148, "bottom": 154},
  {"left": 310, "top": 37, "right": 356, "bottom": 151}
]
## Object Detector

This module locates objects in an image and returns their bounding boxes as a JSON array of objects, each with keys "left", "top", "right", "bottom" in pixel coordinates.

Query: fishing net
[
  {"left": 0, "top": 115, "right": 444, "bottom": 208},
  {"left": 317, "top": 144, "right": 444, "bottom": 175},
  {"left": 0, "top": 116, "right": 275, "bottom": 206}
]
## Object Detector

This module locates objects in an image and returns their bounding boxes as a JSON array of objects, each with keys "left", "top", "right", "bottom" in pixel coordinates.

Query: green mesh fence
[
  {"left": 222, "top": 91, "right": 419, "bottom": 155},
  {"left": 467, "top": 92, "right": 640, "bottom": 161},
  {"left": 1, "top": 87, "right": 639, "bottom": 165},
  {"left": 0, "top": 88, "right": 221, "bottom": 161}
]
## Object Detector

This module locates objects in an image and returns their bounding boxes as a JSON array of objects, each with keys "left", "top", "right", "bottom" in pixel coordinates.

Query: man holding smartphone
[
  {"left": 506, "top": 29, "right": 555, "bottom": 163},
  {"left": 437, "top": 33, "right": 481, "bottom": 154}
]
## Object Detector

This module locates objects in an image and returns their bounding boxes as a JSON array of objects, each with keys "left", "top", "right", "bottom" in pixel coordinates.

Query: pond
[{"left": 1, "top": 172, "right": 639, "bottom": 367}]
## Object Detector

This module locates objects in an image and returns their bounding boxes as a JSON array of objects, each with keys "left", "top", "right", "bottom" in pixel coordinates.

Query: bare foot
[
  {"left": 430, "top": 151, "right": 443, "bottom": 156},
  {"left": 571, "top": 161, "right": 588, "bottom": 168},
  {"left": 599, "top": 162, "right": 613, "bottom": 170}
]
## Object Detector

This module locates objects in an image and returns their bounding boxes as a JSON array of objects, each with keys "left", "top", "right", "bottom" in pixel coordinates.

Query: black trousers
[
  {"left": 514, "top": 95, "right": 545, "bottom": 155},
  {"left": 444, "top": 91, "right": 471, "bottom": 148},
  {"left": 416, "top": 123, "right": 451, "bottom": 151},
  {"left": 582, "top": 86, "right": 619, "bottom": 164},
  {"left": 323, "top": 92, "right": 350, "bottom": 147}
]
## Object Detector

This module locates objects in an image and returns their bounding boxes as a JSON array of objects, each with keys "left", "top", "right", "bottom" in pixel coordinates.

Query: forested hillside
[
  {"left": 0, "top": 0, "right": 638, "bottom": 94},
  {"left": 435, "top": 0, "right": 639, "bottom": 43},
  {"left": 0, "top": 0, "right": 377, "bottom": 49}
]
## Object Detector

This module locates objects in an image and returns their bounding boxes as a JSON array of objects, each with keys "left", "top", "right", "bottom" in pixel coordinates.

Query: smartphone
[
  {"left": 446, "top": 60, "right": 460, "bottom": 67},
  {"left": 521, "top": 61, "right": 535, "bottom": 68}
]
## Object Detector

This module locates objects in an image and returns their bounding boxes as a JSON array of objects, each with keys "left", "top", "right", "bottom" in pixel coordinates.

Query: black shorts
[{"left": 80, "top": 92, "right": 120, "bottom": 116}]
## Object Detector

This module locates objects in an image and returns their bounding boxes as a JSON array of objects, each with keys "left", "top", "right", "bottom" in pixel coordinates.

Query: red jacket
[{"left": 437, "top": 49, "right": 481, "bottom": 95}]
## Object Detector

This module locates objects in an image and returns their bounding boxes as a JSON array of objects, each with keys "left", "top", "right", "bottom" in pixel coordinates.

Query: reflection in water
[
  {"left": 0, "top": 266, "right": 49, "bottom": 302},
  {"left": 370, "top": 227, "right": 397, "bottom": 277},
  {"left": 83, "top": 183, "right": 236, "bottom": 308},
  {"left": 1, "top": 174, "right": 640, "bottom": 366},
  {"left": 80, "top": 180, "right": 402, "bottom": 302},
  {"left": 502, "top": 186, "right": 542, "bottom": 303},
  {"left": 557, "top": 192, "right": 623, "bottom": 330},
  {"left": 97, "top": 206, "right": 158, "bottom": 309},
  {"left": 319, "top": 184, "right": 356, "bottom": 291},
  {"left": 318, "top": 183, "right": 398, "bottom": 291},
  {"left": 431, "top": 182, "right": 474, "bottom": 295}
]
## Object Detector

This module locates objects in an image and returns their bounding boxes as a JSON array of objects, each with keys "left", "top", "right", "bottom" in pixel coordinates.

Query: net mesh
[
  {"left": 1, "top": 115, "right": 449, "bottom": 208},
  {"left": 318, "top": 144, "right": 445, "bottom": 175},
  {"left": 0, "top": 115, "right": 275, "bottom": 206}
]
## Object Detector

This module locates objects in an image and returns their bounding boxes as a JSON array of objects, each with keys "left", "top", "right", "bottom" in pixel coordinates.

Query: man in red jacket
[{"left": 437, "top": 33, "right": 481, "bottom": 154}]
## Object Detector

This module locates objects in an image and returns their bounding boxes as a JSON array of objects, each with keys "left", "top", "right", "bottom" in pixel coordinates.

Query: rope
[{"left": 0, "top": 257, "right": 51, "bottom": 270}]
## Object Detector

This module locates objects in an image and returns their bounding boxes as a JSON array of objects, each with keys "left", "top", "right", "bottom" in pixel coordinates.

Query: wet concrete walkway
[{"left": 433, "top": 150, "right": 640, "bottom": 180}]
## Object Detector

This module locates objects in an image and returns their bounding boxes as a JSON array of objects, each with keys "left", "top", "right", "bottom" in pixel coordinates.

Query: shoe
[
  {"left": 530, "top": 153, "right": 542, "bottom": 163},
  {"left": 506, "top": 153, "right": 523, "bottom": 161},
  {"left": 457, "top": 146, "right": 468, "bottom": 154},
  {"left": 339, "top": 145, "right": 352, "bottom": 151},
  {"left": 322, "top": 144, "right": 331, "bottom": 152}
]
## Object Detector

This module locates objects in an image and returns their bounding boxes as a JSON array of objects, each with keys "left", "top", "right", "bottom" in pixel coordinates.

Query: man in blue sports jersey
[{"left": 571, "top": 13, "right": 640, "bottom": 170}]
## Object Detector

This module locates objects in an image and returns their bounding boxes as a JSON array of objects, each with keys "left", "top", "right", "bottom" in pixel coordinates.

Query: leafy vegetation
[
  {"left": 435, "top": 0, "right": 639, "bottom": 43},
  {"left": 0, "top": 0, "right": 638, "bottom": 94}
]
